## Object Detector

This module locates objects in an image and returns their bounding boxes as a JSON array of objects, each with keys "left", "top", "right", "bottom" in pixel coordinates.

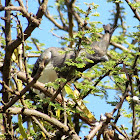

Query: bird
[{"left": 31, "top": 24, "right": 115, "bottom": 97}]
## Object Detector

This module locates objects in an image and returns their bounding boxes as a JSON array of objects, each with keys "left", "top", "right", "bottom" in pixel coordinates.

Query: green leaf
[
  {"left": 32, "top": 120, "right": 38, "bottom": 133},
  {"left": 18, "top": 114, "right": 28, "bottom": 139}
]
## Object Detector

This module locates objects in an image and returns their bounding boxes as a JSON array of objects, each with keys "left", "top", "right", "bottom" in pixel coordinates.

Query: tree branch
[
  {"left": 3, "top": 107, "right": 81, "bottom": 140},
  {"left": 14, "top": 70, "right": 63, "bottom": 102},
  {"left": 4, "top": 107, "right": 69, "bottom": 132},
  {"left": 65, "top": 0, "right": 75, "bottom": 48},
  {"left": 133, "top": 131, "right": 140, "bottom": 140},
  {"left": 112, "top": 3, "right": 120, "bottom": 29},
  {"left": 57, "top": 2, "right": 67, "bottom": 29},
  {"left": 3, "top": 6, "right": 40, "bottom": 26},
  {"left": 44, "top": 9, "right": 69, "bottom": 31},
  {"left": 111, "top": 81, "right": 130, "bottom": 115},
  {"left": 43, "top": 2, "right": 131, "bottom": 53},
  {"left": 2, "top": 58, "right": 45, "bottom": 112},
  {"left": 2, "top": 0, "right": 14, "bottom": 139},
  {"left": 85, "top": 78, "right": 130, "bottom": 139},
  {"left": 2, "top": 0, "right": 48, "bottom": 106},
  {"left": 110, "top": 41, "right": 131, "bottom": 52},
  {"left": 111, "top": 122, "right": 129, "bottom": 139},
  {"left": 82, "top": 61, "right": 122, "bottom": 99},
  {"left": 84, "top": 122, "right": 104, "bottom": 140},
  {"left": 31, "top": 116, "right": 52, "bottom": 138},
  {"left": 3, "top": 0, "right": 12, "bottom": 99},
  {"left": 125, "top": 0, "right": 140, "bottom": 21}
]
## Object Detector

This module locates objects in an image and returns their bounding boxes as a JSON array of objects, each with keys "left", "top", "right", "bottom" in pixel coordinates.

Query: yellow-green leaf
[
  {"left": 65, "top": 85, "right": 96, "bottom": 121},
  {"left": 67, "top": 111, "right": 74, "bottom": 128},
  {"left": 56, "top": 109, "right": 61, "bottom": 120},
  {"left": 64, "top": 84, "right": 74, "bottom": 96},
  {"left": 18, "top": 114, "right": 28, "bottom": 139},
  {"left": 32, "top": 120, "right": 37, "bottom": 132},
  {"left": 41, "top": 131, "right": 46, "bottom": 139},
  {"left": 19, "top": 134, "right": 24, "bottom": 140}
]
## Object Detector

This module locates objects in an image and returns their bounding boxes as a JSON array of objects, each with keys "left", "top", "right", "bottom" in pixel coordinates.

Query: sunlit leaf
[{"left": 18, "top": 114, "right": 28, "bottom": 139}]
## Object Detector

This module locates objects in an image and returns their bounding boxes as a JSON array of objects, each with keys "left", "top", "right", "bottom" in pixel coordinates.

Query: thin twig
[
  {"left": 84, "top": 121, "right": 104, "bottom": 140},
  {"left": 31, "top": 116, "right": 52, "bottom": 138},
  {"left": 111, "top": 122, "right": 129, "bottom": 140},
  {"left": 3, "top": 6, "right": 40, "bottom": 26},
  {"left": 65, "top": 0, "right": 75, "bottom": 48},
  {"left": 112, "top": 3, "right": 120, "bottom": 29},
  {"left": 57, "top": 1, "right": 67, "bottom": 28},
  {"left": 129, "top": 75, "right": 136, "bottom": 138},
  {"left": 121, "top": 125, "right": 129, "bottom": 139},
  {"left": 45, "top": 9, "right": 69, "bottom": 31},
  {"left": 111, "top": 81, "right": 130, "bottom": 115}
]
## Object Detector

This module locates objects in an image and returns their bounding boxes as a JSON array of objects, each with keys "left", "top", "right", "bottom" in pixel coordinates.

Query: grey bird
[{"left": 31, "top": 24, "right": 115, "bottom": 96}]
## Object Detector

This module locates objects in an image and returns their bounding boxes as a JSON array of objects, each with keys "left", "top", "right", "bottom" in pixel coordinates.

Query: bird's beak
[{"left": 101, "top": 55, "right": 109, "bottom": 61}]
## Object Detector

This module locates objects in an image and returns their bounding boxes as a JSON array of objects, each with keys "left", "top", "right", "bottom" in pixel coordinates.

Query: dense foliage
[{"left": 0, "top": 0, "right": 140, "bottom": 139}]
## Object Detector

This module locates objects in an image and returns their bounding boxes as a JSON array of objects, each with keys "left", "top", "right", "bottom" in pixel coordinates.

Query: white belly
[
  {"left": 33, "top": 62, "right": 66, "bottom": 97},
  {"left": 38, "top": 64, "right": 58, "bottom": 84},
  {"left": 34, "top": 62, "right": 58, "bottom": 96}
]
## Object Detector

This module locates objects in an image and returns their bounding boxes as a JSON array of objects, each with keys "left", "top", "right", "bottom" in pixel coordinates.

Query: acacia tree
[{"left": 0, "top": 0, "right": 140, "bottom": 139}]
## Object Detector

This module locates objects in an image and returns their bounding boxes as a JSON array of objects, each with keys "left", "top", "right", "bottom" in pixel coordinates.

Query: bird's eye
[{"left": 105, "top": 30, "right": 110, "bottom": 33}]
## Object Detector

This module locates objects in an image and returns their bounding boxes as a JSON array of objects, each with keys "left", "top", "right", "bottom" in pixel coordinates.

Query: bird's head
[{"left": 103, "top": 24, "right": 117, "bottom": 35}]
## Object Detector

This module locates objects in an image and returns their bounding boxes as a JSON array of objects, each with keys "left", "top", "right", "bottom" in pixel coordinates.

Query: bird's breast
[{"left": 38, "top": 62, "right": 58, "bottom": 84}]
